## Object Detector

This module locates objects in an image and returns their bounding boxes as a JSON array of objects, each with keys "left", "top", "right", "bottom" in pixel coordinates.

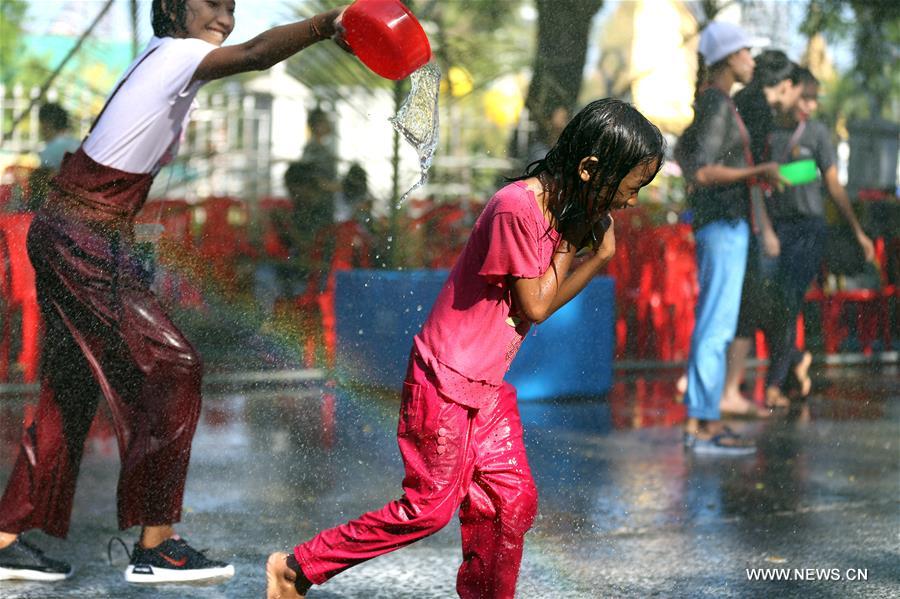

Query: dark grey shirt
[
  {"left": 675, "top": 88, "right": 750, "bottom": 231},
  {"left": 768, "top": 119, "right": 836, "bottom": 220}
]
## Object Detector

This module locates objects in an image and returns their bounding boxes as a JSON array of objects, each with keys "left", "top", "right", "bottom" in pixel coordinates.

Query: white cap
[{"left": 699, "top": 21, "right": 752, "bottom": 65}]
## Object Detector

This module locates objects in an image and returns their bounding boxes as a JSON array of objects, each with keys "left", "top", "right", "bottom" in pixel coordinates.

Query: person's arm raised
[
  {"left": 192, "top": 7, "right": 345, "bottom": 83},
  {"left": 512, "top": 215, "right": 615, "bottom": 324}
]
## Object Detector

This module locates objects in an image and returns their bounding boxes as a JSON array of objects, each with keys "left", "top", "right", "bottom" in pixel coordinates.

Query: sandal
[{"left": 683, "top": 431, "right": 756, "bottom": 456}]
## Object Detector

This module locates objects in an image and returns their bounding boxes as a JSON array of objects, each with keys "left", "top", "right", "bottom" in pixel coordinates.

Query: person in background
[
  {"left": 722, "top": 66, "right": 874, "bottom": 410},
  {"left": 266, "top": 98, "right": 664, "bottom": 599},
  {"left": 735, "top": 50, "right": 805, "bottom": 166},
  {"left": 253, "top": 159, "right": 333, "bottom": 321},
  {"left": 27, "top": 103, "right": 81, "bottom": 211},
  {"left": 301, "top": 107, "right": 343, "bottom": 219},
  {"left": 310, "top": 163, "right": 374, "bottom": 367},
  {"left": 718, "top": 50, "right": 805, "bottom": 415},
  {"left": 674, "top": 21, "right": 783, "bottom": 455},
  {"left": 283, "top": 159, "right": 337, "bottom": 276}
]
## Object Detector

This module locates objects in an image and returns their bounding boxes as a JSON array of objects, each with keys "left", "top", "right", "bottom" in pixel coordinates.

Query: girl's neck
[
  {"left": 524, "top": 175, "right": 552, "bottom": 222},
  {"left": 709, "top": 68, "right": 736, "bottom": 96}
]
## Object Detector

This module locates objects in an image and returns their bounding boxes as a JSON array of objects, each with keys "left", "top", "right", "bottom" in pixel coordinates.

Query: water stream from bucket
[{"left": 389, "top": 62, "right": 441, "bottom": 206}]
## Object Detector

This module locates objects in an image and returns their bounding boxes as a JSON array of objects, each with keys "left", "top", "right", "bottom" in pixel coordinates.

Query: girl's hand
[
  {"left": 758, "top": 161, "right": 788, "bottom": 191},
  {"left": 329, "top": 7, "right": 354, "bottom": 54},
  {"left": 590, "top": 214, "right": 615, "bottom": 262},
  {"left": 559, "top": 220, "right": 591, "bottom": 251},
  {"left": 577, "top": 213, "right": 616, "bottom": 267},
  {"left": 761, "top": 227, "right": 781, "bottom": 257},
  {"left": 856, "top": 230, "right": 875, "bottom": 263},
  {"left": 562, "top": 212, "right": 610, "bottom": 253}
]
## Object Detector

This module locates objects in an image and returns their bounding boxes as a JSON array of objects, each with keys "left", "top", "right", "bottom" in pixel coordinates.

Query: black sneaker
[
  {"left": 0, "top": 537, "right": 73, "bottom": 581},
  {"left": 124, "top": 536, "right": 234, "bottom": 583}
]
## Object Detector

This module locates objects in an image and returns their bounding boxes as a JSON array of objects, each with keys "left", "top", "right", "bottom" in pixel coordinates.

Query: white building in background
[{"left": 243, "top": 62, "right": 423, "bottom": 210}]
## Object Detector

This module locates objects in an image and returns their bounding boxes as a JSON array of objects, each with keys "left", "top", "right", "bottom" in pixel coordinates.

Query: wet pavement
[{"left": 1, "top": 363, "right": 897, "bottom": 598}]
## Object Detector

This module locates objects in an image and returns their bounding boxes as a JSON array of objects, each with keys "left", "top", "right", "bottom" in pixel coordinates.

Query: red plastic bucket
[{"left": 342, "top": 0, "right": 432, "bottom": 80}]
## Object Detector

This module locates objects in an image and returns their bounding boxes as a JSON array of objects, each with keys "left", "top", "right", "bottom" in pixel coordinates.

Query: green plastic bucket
[{"left": 779, "top": 159, "right": 818, "bottom": 186}]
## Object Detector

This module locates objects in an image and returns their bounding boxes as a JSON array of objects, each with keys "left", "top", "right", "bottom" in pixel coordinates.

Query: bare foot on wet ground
[{"left": 266, "top": 552, "right": 311, "bottom": 599}]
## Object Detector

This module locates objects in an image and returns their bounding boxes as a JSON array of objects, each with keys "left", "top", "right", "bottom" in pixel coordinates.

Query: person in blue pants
[{"left": 674, "top": 22, "right": 784, "bottom": 455}]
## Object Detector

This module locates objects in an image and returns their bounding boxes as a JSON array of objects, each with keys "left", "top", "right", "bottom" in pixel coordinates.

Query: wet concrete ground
[{"left": 0, "top": 363, "right": 897, "bottom": 598}]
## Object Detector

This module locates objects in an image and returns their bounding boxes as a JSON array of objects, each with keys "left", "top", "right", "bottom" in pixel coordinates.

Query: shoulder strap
[
  {"left": 719, "top": 92, "right": 754, "bottom": 167},
  {"left": 88, "top": 46, "right": 160, "bottom": 135},
  {"left": 716, "top": 88, "right": 767, "bottom": 233},
  {"left": 779, "top": 119, "right": 807, "bottom": 163}
]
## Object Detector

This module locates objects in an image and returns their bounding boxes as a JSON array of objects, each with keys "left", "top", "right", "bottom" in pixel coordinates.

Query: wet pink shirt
[{"left": 413, "top": 181, "right": 560, "bottom": 409}]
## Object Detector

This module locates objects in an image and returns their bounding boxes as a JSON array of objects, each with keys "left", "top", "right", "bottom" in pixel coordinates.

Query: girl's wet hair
[
  {"left": 750, "top": 50, "right": 799, "bottom": 88},
  {"left": 735, "top": 49, "right": 800, "bottom": 162},
  {"left": 513, "top": 98, "right": 665, "bottom": 236},
  {"left": 794, "top": 66, "right": 818, "bottom": 88},
  {"left": 151, "top": 0, "right": 189, "bottom": 38}
]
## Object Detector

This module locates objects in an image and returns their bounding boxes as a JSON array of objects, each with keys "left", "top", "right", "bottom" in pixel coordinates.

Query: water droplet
[{"left": 389, "top": 62, "right": 441, "bottom": 205}]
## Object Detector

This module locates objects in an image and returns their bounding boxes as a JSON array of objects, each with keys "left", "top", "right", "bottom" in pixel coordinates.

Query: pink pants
[{"left": 295, "top": 352, "right": 538, "bottom": 598}]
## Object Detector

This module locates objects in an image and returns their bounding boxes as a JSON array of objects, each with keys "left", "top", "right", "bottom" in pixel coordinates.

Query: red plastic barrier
[
  {"left": 258, "top": 197, "right": 292, "bottom": 261},
  {"left": 0, "top": 213, "right": 40, "bottom": 382},
  {"left": 195, "top": 196, "right": 254, "bottom": 293},
  {"left": 816, "top": 237, "right": 895, "bottom": 355},
  {"left": 295, "top": 219, "right": 372, "bottom": 368}
]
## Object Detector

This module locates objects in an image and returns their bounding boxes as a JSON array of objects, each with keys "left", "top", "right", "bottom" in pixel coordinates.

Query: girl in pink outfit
[
  {"left": 0, "top": 0, "right": 349, "bottom": 586},
  {"left": 267, "top": 98, "right": 665, "bottom": 599}
]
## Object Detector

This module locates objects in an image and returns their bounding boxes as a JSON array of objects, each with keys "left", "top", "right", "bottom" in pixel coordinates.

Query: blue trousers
[{"left": 685, "top": 220, "right": 749, "bottom": 420}]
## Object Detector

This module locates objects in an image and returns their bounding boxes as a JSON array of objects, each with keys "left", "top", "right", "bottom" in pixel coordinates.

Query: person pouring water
[{"left": 0, "top": 0, "right": 351, "bottom": 585}]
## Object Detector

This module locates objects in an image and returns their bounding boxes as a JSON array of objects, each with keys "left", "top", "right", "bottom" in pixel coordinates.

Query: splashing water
[{"left": 389, "top": 61, "right": 441, "bottom": 205}]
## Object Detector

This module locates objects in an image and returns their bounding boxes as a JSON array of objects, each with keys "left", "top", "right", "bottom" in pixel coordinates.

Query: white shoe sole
[
  {"left": 0, "top": 565, "right": 73, "bottom": 581},
  {"left": 124, "top": 563, "right": 235, "bottom": 583}
]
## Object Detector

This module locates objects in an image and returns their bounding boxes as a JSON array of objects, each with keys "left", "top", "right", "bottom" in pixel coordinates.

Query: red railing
[{"left": 0, "top": 196, "right": 896, "bottom": 380}]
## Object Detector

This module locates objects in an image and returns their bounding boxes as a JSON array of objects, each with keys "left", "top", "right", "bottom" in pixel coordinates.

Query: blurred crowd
[{"left": 0, "top": 61, "right": 896, "bottom": 379}]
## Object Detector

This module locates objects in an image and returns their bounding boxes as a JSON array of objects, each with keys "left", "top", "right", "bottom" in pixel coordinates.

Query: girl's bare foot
[
  {"left": 675, "top": 373, "right": 688, "bottom": 402},
  {"left": 720, "top": 393, "right": 769, "bottom": 418},
  {"left": 793, "top": 351, "right": 813, "bottom": 398},
  {"left": 266, "top": 552, "right": 311, "bottom": 599},
  {"left": 765, "top": 386, "right": 791, "bottom": 409}
]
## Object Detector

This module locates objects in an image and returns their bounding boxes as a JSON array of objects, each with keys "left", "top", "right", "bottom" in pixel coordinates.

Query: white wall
[{"left": 334, "top": 88, "right": 429, "bottom": 216}]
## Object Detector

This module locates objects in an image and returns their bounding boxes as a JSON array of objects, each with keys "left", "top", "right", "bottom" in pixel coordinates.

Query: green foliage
[
  {"left": 283, "top": 0, "right": 388, "bottom": 99},
  {"left": 1, "top": 0, "right": 28, "bottom": 87},
  {"left": 281, "top": 0, "right": 535, "bottom": 161},
  {"left": 432, "top": 0, "right": 532, "bottom": 85},
  {"left": 282, "top": 0, "right": 532, "bottom": 103},
  {"left": 802, "top": 0, "right": 900, "bottom": 120}
]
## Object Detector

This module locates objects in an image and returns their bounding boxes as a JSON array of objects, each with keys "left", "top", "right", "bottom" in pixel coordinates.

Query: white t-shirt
[{"left": 82, "top": 36, "right": 217, "bottom": 174}]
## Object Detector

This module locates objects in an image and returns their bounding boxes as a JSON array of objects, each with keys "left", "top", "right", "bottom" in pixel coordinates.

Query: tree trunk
[{"left": 523, "top": 0, "right": 604, "bottom": 144}]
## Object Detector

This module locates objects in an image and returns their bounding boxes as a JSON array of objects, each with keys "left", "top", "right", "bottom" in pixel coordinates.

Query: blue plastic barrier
[{"left": 335, "top": 269, "right": 614, "bottom": 400}]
